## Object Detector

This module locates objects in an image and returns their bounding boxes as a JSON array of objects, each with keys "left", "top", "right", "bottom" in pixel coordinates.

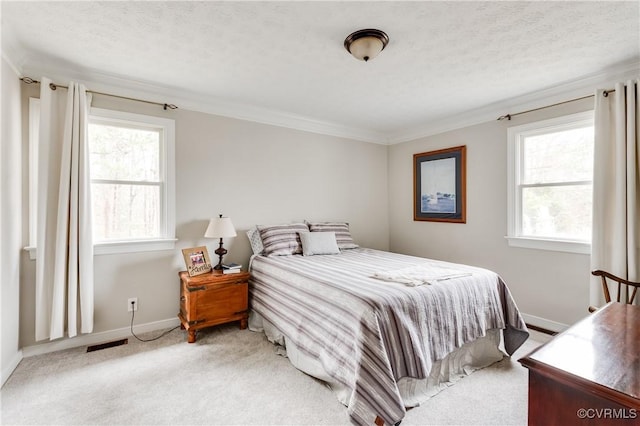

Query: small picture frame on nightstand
[{"left": 182, "top": 246, "right": 212, "bottom": 276}]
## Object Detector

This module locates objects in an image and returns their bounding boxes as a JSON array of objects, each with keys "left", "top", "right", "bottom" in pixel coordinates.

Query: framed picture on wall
[
  {"left": 413, "top": 145, "right": 466, "bottom": 223},
  {"left": 182, "top": 246, "right": 213, "bottom": 276}
]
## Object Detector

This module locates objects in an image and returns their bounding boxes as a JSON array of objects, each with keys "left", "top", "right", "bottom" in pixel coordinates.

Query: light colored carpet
[{"left": 1, "top": 324, "right": 543, "bottom": 425}]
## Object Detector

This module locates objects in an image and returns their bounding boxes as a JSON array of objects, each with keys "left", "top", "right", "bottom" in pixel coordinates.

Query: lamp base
[{"left": 214, "top": 238, "right": 227, "bottom": 270}]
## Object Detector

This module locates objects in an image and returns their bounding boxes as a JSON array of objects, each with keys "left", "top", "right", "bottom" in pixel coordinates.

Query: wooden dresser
[
  {"left": 519, "top": 302, "right": 640, "bottom": 425},
  {"left": 178, "top": 270, "right": 250, "bottom": 343}
]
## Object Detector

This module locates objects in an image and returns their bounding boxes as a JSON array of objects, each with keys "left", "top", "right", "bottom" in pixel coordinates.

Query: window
[
  {"left": 88, "top": 108, "right": 175, "bottom": 254},
  {"left": 26, "top": 102, "right": 175, "bottom": 257},
  {"left": 507, "top": 111, "right": 594, "bottom": 254}
]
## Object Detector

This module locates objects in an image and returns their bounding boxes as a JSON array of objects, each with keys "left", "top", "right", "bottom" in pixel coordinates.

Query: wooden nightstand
[{"left": 178, "top": 270, "right": 250, "bottom": 343}]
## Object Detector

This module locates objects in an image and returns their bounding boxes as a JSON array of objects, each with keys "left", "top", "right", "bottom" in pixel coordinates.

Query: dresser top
[
  {"left": 179, "top": 270, "right": 250, "bottom": 285},
  {"left": 520, "top": 302, "right": 640, "bottom": 400}
]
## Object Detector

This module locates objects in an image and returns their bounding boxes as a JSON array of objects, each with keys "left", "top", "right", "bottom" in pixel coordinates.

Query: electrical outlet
[{"left": 128, "top": 298, "right": 138, "bottom": 312}]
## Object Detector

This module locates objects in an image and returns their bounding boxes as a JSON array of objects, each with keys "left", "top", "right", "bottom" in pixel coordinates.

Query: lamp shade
[{"left": 204, "top": 216, "right": 237, "bottom": 239}]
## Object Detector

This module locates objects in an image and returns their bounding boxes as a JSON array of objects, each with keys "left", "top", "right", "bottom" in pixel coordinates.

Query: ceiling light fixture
[{"left": 344, "top": 29, "right": 389, "bottom": 62}]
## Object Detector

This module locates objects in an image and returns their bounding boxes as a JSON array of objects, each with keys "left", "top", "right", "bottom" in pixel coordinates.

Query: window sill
[
  {"left": 95, "top": 238, "right": 178, "bottom": 255},
  {"left": 505, "top": 236, "right": 590, "bottom": 255},
  {"left": 24, "top": 238, "right": 177, "bottom": 260}
]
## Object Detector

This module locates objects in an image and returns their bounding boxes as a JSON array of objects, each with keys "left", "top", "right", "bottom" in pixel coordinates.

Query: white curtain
[
  {"left": 35, "top": 78, "right": 94, "bottom": 341},
  {"left": 590, "top": 79, "right": 639, "bottom": 307}
]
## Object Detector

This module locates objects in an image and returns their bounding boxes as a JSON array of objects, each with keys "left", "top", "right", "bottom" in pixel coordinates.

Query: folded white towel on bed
[{"left": 372, "top": 264, "right": 472, "bottom": 286}]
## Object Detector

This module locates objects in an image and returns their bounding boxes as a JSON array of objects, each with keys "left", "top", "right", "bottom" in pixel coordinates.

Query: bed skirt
[{"left": 249, "top": 310, "right": 504, "bottom": 409}]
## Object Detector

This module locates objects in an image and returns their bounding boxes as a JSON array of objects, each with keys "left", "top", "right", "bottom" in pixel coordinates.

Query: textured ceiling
[{"left": 2, "top": 1, "right": 639, "bottom": 143}]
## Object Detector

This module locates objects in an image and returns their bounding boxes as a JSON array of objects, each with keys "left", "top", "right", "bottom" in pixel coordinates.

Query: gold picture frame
[{"left": 182, "top": 246, "right": 213, "bottom": 277}]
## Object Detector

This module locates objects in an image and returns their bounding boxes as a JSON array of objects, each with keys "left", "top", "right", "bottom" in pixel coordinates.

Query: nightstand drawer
[{"left": 185, "top": 282, "right": 248, "bottom": 323}]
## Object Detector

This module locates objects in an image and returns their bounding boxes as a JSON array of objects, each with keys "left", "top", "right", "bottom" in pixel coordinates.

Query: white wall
[
  {"left": 1, "top": 56, "right": 23, "bottom": 384},
  {"left": 388, "top": 98, "right": 596, "bottom": 329},
  {"left": 15, "top": 64, "right": 635, "bottom": 353},
  {"left": 18, "top": 90, "right": 389, "bottom": 349}
]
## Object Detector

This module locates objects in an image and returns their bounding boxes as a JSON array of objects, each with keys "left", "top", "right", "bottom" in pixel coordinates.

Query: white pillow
[{"left": 299, "top": 231, "right": 340, "bottom": 256}]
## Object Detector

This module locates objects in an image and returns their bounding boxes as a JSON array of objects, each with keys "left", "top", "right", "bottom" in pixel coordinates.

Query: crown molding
[
  {"left": 1, "top": 28, "right": 26, "bottom": 76},
  {"left": 1, "top": 51, "right": 22, "bottom": 77},
  {"left": 16, "top": 57, "right": 389, "bottom": 144},
  {"left": 385, "top": 59, "right": 640, "bottom": 144},
  {"left": 175, "top": 94, "right": 389, "bottom": 144},
  {"left": 10, "top": 48, "right": 638, "bottom": 147}
]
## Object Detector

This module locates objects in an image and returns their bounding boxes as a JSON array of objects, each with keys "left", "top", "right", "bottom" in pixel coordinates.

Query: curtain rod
[
  {"left": 19, "top": 77, "right": 178, "bottom": 111},
  {"left": 497, "top": 89, "right": 615, "bottom": 121}
]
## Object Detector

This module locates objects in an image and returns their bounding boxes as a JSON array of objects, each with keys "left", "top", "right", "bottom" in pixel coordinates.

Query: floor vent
[{"left": 87, "top": 338, "right": 128, "bottom": 352}]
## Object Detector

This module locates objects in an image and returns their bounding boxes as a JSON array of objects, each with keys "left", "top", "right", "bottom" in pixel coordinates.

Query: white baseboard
[
  {"left": 522, "top": 313, "right": 568, "bottom": 334},
  {"left": 22, "top": 317, "right": 181, "bottom": 358},
  {"left": 1, "top": 349, "right": 24, "bottom": 387},
  {"left": 16, "top": 313, "right": 566, "bottom": 360}
]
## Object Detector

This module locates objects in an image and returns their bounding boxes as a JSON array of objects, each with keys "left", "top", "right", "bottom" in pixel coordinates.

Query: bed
[{"left": 247, "top": 223, "right": 528, "bottom": 425}]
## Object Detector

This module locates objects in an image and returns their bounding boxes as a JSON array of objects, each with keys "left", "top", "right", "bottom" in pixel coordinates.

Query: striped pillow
[
  {"left": 258, "top": 223, "right": 309, "bottom": 256},
  {"left": 306, "top": 221, "right": 359, "bottom": 250}
]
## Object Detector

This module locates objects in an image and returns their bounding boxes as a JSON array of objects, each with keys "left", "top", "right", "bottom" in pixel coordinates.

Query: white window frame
[
  {"left": 506, "top": 111, "right": 594, "bottom": 255},
  {"left": 25, "top": 101, "right": 176, "bottom": 258},
  {"left": 89, "top": 107, "right": 176, "bottom": 255}
]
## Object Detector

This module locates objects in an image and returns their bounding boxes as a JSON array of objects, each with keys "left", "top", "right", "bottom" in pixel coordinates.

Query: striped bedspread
[{"left": 248, "top": 248, "right": 528, "bottom": 425}]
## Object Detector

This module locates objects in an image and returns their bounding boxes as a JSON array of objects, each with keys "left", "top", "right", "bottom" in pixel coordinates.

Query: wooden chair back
[{"left": 589, "top": 269, "right": 640, "bottom": 313}]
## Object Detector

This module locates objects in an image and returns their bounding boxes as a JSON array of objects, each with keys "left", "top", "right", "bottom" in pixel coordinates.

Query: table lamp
[{"left": 204, "top": 214, "right": 237, "bottom": 270}]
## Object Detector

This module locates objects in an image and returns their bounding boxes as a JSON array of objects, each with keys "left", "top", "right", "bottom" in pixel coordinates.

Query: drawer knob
[{"left": 180, "top": 296, "right": 186, "bottom": 301}]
